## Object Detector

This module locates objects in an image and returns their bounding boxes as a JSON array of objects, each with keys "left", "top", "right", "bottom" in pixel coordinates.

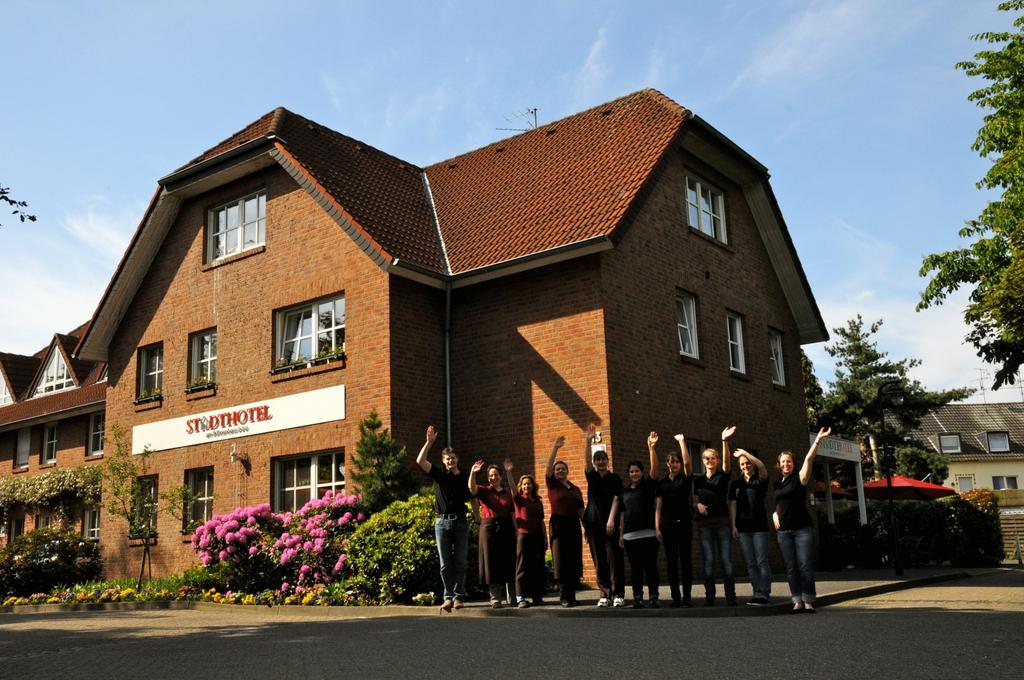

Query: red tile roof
[
  {"left": 0, "top": 352, "right": 41, "bottom": 400},
  {"left": 426, "top": 89, "right": 687, "bottom": 273},
  {"left": 0, "top": 381, "right": 105, "bottom": 429}
]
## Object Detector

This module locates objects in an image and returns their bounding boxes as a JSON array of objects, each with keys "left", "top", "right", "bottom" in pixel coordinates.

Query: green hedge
[
  {"left": 0, "top": 529, "right": 102, "bottom": 597},
  {"left": 818, "top": 489, "right": 1003, "bottom": 569}
]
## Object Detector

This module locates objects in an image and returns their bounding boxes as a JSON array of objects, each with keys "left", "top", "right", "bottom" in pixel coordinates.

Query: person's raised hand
[
  {"left": 721, "top": 425, "right": 737, "bottom": 441},
  {"left": 471, "top": 459, "right": 484, "bottom": 473},
  {"left": 647, "top": 431, "right": 659, "bottom": 448},
  {"left": 426, "top": 425, "right": 438, "bottom": 443},
  {"left": 503, "top": 458, "right": 514, "bottom": 472}
]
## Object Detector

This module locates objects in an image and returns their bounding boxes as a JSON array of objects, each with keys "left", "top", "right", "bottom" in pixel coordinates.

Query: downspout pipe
[{"left": 444, "top": 281, "right": 453, "bottom": 446}]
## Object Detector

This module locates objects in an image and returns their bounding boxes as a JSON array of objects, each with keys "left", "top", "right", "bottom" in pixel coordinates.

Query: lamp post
[{"left": 877, "top": 379, "right": 904, "bottom": 576}]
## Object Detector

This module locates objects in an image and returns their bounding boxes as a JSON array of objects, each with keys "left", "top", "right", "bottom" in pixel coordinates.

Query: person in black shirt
[
  {"left": 416, "top": 425, "right": 471, "bottom": 612},
  {"left": 651, "top": 432, "right": 694, "bottom": 607},
  {"left": 693, "top": 425, "right": 737, "bottom": 606},
  {"left": 583, "top": 423, "right": 625, "bottom": 607},
  {"left": 774, "top": 426, "right": 830, "bottom": 613},
  {"left": 729, "top": 449, "right": 771, "bottom": 606},
  {"left": 618, "top": 432, "right": 661, "bottom": 608}
]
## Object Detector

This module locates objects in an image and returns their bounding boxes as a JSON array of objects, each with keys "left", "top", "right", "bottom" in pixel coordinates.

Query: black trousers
[
  {"left": 515, "top": 532, "right": 546, "bottom": 601},
  {"left": 662, "top": 519, "right": 693, "bottom": 602},
  {"left": 624, "top": 536, "right": 660, "bottom": 601},
  {"left": 584, "top": 519, "right": 625, "bottom": 599}
]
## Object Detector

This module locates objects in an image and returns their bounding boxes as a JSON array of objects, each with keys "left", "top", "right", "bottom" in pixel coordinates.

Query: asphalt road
[{"left": 2, "top": 570, "right": 1022, "bottom": 680}]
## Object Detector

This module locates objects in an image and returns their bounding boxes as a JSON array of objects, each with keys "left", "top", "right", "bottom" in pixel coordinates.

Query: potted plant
[
  {"left": 184, "top": 376, "right": 216, "bottom": 393},
  {"left": 134, "top": 388, "right": 163, "bottom": 404}
]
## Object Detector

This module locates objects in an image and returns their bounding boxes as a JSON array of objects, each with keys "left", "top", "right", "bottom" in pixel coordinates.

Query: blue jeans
[
  {"left": 777, "top": 526, "right": 816, "bottom": 603},
  {"left": 698, "top": 525, "right": 735, "bottom": 602},
  {"left": 434, "top": 517, "right": 469, "bottom": 601},
  {"left": 737, "top": 531, "right": 772, "bottom": 600}
]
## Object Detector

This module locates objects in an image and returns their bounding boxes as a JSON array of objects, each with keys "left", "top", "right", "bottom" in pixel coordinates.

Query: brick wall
[{"left": 101, "top": 165, "right": 393, "bottom": 578}]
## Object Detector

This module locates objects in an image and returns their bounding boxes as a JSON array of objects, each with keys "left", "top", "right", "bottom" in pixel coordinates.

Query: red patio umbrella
[{"left": 861, "top": 474, "right": 957, "bottom": 501}]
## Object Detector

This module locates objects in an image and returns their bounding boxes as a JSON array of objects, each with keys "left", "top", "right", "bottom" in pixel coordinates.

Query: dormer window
[
  {"left": 685, "top": 175, "right": 727, "bottom": 243},
  {"left": 987, "top": 431, "right": 1010, "bottom": 453},
  {"left": 938, "top": 433, "right": 961, "bottom": 454},
  {"left": 0, "top": 376, "right": 11, "bottom": 406},
  {"left": 33, "top": 349, "right": 75, "bottom": 396},
  {"left": 208, "top": 191, "right": 266, "bottom": 262}
]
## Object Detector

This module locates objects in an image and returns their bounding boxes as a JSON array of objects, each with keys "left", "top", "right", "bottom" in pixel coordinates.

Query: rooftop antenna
[
  {"left": 976, "top": 368, "right": 990, "bottom": 404},
  {"left": 497, "top": 107, "right": 538, "bottom": 133}
]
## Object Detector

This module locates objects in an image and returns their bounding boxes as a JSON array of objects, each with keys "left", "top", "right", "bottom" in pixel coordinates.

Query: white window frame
[
  {"left": 15, "top": 428, "right": 30, "bottom": 468},
  {"left": 37, "top": 513, "right": 53, "bottom": 530},
  {"left": 276, "top": 294, "right": 345, "bottom": 365},
  {"left": 133, "top": 475, "right": 158, "bottom": 536},
  {"left": 43, "top": 424, "right": 57, "bottom": 464},
  {"left": 769, "top": 329, "right": 786, "bottom": 386},
  {"left": 137, "top": 344, "right": 163, "bottom": 397},
  {"left": 88, "top": 413, "right": 104, "bottom": 456},
  {"left": 33, "top": 349, "right": 75, "bottom": 396},
  {"left": 993, "top": 475, "right": 1018, "bottom": 490},
  {"left": 956, "top": 474, "right": 974, "bottom": 493},
  {"left": 685, "top": 175, "right": 727, "bottom": 243},
  {"left": 0, "top": 375, "right": 12, "bottom": 406},
  {"left": 83, "top": 507, "right": 101, "bottom": 541},
  {"left": 207, "top": 191, "right": 266, "bottom": 262},
  {"left": 274, "top": 451, "right": 346, "bottom": 512},
  {"left": 189, "top": 329, "right": 218, "bottom": 385},
  {"left": 987, "top": 431, "right": 1010, "bottom": 453},
  {"left": 675, "top": 292, "right": 699, "bottom": 359},
  {"left": 9, "top": 516, "right": 24, "bottom": 539},
  {"left": 726, "top": 312, "right": 746, "bottom": 374},
  {"left": 938, "top": 433, "right": 962, "bottom": 454},
  {"left": 184, "top": 467, "right": 215, "bottom": 530}
]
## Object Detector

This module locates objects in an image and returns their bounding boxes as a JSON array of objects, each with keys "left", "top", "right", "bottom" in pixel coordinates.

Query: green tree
[
  {"left": 350, "top": 410, "right": 420, "bottom": 513},
  {"left": 820, "top": 316, "right": 972, "bottom": 478},
  {"left": 802, "top": 349, "right": 825, "bottom": 431},
  {"left": 894, "top": 443, "right": 950, "bottom": 483},
  {"left": 919, "top": 0, "right": 1024, "bottom": 390},
  {"left": 0, "top": 183, "right": 37, "bottom": 228},
  {"left": 101, "top": 426, "right": 193, "bottom": 588}
]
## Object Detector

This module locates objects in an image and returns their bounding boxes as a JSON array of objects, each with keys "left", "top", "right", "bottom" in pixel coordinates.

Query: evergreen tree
[
  {"left": 820, "top": 316, "right": 972, "bottom": 479},
  {"left": 801, "top": 349, "right": 825, "bottom": 431},
  {"left": 350, "top": 410, "right": 420, "bottom": 513}
]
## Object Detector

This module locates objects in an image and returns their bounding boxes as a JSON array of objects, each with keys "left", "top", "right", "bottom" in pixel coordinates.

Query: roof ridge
[
  {"left": 280, "top": 108, "right": 424, "bottom": 172},
  {"left": 426, "top": 88, "right": 687, "bottom": 170}
]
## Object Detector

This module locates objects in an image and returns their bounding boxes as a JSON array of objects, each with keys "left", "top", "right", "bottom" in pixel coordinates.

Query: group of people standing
[{"left": 417, "top": 422, "right": 832, "bottom": 613}]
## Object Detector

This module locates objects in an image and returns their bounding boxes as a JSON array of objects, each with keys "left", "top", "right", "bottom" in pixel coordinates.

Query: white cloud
[
  {"left": 61, "top": 200, "right": 136, "bottom": 262},
  {"left": 573, "top": 23, "right": 611, "bottom": 107},
  {"left": 320, "top": 69, "right": 343, "bottom": 113},
  {"left": 731, "top": 0, "right": 930, "bottom": 91}
]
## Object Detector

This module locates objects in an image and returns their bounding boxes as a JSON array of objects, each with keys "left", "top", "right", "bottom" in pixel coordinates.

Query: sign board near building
[{"left": 132, "top": 385, "right": 346, "bottom": 453}]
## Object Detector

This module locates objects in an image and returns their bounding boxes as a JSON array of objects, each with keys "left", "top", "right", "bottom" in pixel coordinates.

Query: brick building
[{"left": 6, "top": 89, "right": 827, "bottom": 579}]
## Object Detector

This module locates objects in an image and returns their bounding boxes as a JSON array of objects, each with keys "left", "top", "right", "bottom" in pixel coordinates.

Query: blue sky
[{"left": 1, "top": 0, "right": 1019, "bottom": 402}]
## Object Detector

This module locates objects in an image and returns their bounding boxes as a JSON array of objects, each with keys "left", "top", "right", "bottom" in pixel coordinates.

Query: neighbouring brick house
[
  {"left": 17, "top": 88, "right": 825, "bottom": 580},
  {"left": 0, "top": 323, "right": 106, "bottom": 542}
]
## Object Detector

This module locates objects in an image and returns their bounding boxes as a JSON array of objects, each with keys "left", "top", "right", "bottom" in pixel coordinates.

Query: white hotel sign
[{"left": 132, "top": 385, "right": 346, "bottom": 454}]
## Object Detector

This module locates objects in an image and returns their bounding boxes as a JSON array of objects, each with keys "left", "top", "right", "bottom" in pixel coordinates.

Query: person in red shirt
[
  {"left": 504, "top": 458, "right": 546, "bottom": 608},
  {"left": 545, "top": 435, "right": 585, "bottom": 607},
  {"left": 469, "top": 460, "right": 516, "bottom": 608}
]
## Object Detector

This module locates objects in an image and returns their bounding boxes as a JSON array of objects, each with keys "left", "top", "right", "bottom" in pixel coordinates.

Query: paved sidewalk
[{"left": 3, "top": 566, "right": 1005, "bottom": 619}]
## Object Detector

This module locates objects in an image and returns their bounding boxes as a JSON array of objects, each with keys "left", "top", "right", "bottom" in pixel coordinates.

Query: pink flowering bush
[{"left": 190, "top": 492, "right": 364, "bottom": 594}]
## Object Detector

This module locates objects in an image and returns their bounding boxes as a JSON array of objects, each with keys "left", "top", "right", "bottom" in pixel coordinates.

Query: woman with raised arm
[
  {"left": 545, "top": 436, "right": 585, "bottom": 607},
  {"left": 729, "top": 449, "right": 772, "bottom": 606},
  {"left": 618, "top": 432, "right": 662, "bottom": 608},
  {"left": 469, "top": 460, "right": 516, "bottom": 608},
  {"left": 655, "top": 433, "right": 694, "bottom": 607},
  {"left": 583, "top": 423, "right": 625, "bottom": 608},
  {"left": 692, "top": 425, "right": 738, "bottom": 606},
  {"left": 774, "top": 426, "right": 831, "bottom": 613},
  {"left": 505, "top": 459, "right": 546, "bottom": 608}
]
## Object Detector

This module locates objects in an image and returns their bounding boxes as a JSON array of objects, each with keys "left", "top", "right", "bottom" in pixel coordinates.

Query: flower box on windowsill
[
  {"left": 311, "top": 352, "right": 346, "bottom": 366},
  {"left": 270, "top": 361, "right": 309, "bottom": 375},
  {"left": 134, "top": 393, "right": 163, "bottom": 405},
  {"left": 184, "top": 382, "right": 216, "bottom": 394}
]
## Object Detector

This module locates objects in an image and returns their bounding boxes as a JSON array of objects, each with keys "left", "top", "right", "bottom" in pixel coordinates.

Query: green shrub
[
  {"left": 0, "top": 529, "right": 102, "bottom": 597},
  {"left": 346, "top": 490, "right": 481, "bottom": 604},
  {"left": 939, "top": 489, "right": 1003, "bottom": 567}
]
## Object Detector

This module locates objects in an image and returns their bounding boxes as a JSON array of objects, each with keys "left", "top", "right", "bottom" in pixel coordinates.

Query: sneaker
[
  {"left": 649, "top": 598, "right": 659, "bottom": 609},
  {"left": 745, "top": 599, "right": 759, "bottom": 606},
  {"left": 751, "top": 597, "right": 770, "bottom": 606},
  {"left": 681, "top": 598, "right": 692, "bottom": 608},
  {"left": 560, "top": 599, "right": 572, "bottom": 608},
  {"left": 453, "top": 598, "right": 464, "bottom": 610},
  {"left": 613, "top": 597, "right": 626, "bottom": 608},
  {"left": 597, "top": 597, "right": 611, "bottom": 608},
  {"left": 440, "top": 599, "right": 454, "bottom": 612},
  {"left": 632, "top": 598, "right": 644, "bottom": 609},
  {"left": 490, "top": 600, "right": 503, "bottom": 609},
  {"left": 532, "top": 597, "right": 544, "bottom": 606},
  {"left": 726, "top": 598, "right": 737, "bottom": 607},
  {"left": 517, "top": 600, "right": 530, "bottom": 609}
]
